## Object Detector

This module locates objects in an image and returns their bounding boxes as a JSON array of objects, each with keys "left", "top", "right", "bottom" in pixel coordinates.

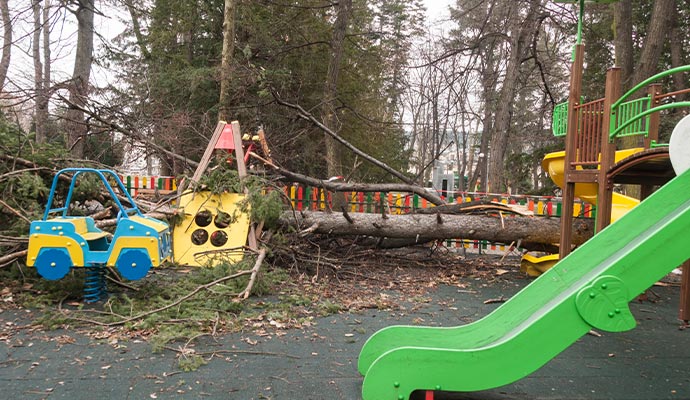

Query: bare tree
[
  {"left": 32, "top": 0, "right": 52, "bottom": 143},
  {"left": 0, "top": 0, "right": 10, "bottom": 91},
  {"left": 486, "top": 0, "right": 544, "bottom": 193}
]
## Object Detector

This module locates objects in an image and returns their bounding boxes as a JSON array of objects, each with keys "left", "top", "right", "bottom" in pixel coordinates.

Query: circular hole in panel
[
  {"left": 191, "top": 229, "right": 209, "bottom": 245},
  {"left": 210, "top": 230, "right": 228, "bottom": 247},
  {"left": 194, "top": 210, "right": 213, "bottom": 227},
  {"left": 214, "top": 211, "right": 232, "bottom": 229}
]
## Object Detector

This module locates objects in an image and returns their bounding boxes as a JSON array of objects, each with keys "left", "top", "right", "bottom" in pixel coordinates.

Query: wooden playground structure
[{"left": 557, "top": 45, "right": 690, "bottom": 322}]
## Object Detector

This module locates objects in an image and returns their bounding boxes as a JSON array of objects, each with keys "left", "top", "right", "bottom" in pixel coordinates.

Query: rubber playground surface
[{"left": 1, "top": 273, "right": 688, "bottom": 400}]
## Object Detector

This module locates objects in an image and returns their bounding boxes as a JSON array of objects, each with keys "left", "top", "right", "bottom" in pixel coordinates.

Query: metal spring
[{"left": 84, "top": 267, "right": 107, "bottom": 303}]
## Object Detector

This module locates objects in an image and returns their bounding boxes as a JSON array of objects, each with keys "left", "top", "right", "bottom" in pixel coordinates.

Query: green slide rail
[{"left": 358, "top": 166, "right": 690, "bottom": 399}]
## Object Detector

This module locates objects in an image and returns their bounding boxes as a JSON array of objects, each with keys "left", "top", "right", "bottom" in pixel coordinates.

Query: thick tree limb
[
  {"left": 250, "top": 151, "right": 446, "bottom": 206},
  {"left": 280, "top": 210, "right": 594, "bottom": 250}
]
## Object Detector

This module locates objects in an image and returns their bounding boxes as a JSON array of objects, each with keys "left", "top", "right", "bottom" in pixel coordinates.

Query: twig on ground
[
  {"left": 0, "top": 199, "right": 31, "bottom": 223},
  {"left": 0, "top": 250, "right": 28, "bottom": 268},
  {"left": 240, "top": 247, "right": 268, "bottom": 299}
]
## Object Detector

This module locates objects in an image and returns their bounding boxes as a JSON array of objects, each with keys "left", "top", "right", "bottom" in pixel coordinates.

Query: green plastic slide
[{"left": 359, "top": 167, "right": 690, "bottom": 400}]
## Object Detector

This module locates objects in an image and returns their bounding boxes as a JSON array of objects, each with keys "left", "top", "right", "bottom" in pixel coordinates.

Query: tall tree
[
  {"left": 486, "top": 0, "right": 544, "bottom": 192},
  {"left": 612, "top": 0, "right": 633, "bottom": 90},
  {"left": 32, "top": 0, "right": 51, "bottom": 143},
  {"left": 321, "top": 0, "right": 352, "bottom": 178},
  {"left": 66, "top": 0, "right": 95, "bottom": 157},
  {"left": 631, "top": 0, "right": 674, "bottom": 86},
  {"left": 0, "top": 0, "right": 10, "bottom": 91},
  {"left": 218, "top": 0, "right": 236, "bottom": 122}
]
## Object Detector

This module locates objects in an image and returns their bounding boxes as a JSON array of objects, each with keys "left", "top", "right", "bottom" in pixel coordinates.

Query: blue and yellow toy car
[{"left": 26, "top": 168, "right": 172, "bottom": 283}]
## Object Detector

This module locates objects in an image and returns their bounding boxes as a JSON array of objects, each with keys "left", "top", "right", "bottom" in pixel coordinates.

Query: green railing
[
  {"left": 552, "top": 101, "right": 569, "bottom": 136},
  {"left": 612, "top": 96, "right": 651, "bottom": 138},
  {"left": 610, "top": 65, "right": 690, "bottom": 140}
]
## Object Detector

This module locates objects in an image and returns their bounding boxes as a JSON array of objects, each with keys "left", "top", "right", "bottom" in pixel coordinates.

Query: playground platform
[{"left": 1, "top": 273, "right": 688, "bottom": 400}]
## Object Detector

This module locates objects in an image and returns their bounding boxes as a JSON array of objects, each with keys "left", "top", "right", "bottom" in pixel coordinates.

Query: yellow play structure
[{"left": 521, "top": 148, "right": 644, "bottom": 276}]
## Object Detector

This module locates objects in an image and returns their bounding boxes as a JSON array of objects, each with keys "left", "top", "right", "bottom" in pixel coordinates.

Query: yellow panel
[
  {"left": 27, "top": 234, "right": 84, "bottom": 267},
  {"left": 172, "top": 190, "right": 250, "bottom": 267}
]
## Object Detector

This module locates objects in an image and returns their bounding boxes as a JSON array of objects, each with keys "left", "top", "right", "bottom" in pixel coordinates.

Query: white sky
[{"left": 424, "top": 0, "right": 454, "bottom": 23}]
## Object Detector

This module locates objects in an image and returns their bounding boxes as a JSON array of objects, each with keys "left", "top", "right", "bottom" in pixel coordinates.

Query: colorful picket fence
[
  {"left": 284, "top": 185, "right": 593, "bottom": 218},
  {"left": 119, "top": 175, "right": 177, "bottom": 196}
]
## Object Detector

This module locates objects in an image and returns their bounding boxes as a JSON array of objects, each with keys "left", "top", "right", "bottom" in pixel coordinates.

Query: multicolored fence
[
  {"left": 119, "top": 175, "right": 177, "bottom": 196},
  {"left": 285, "top": 185, "right": 593, "bottom": 253},
  {"left": 284, "top": 185, "right": 592, "bottom": 218}
]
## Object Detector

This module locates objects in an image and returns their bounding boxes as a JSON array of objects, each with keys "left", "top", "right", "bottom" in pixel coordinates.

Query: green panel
[
  {"left": 366, "top": 193, "right": 373, "bottom": 213},
  {"left": 304, "top": 187, "right": 311, "bottom": 210},
  {"left": 359, "top": 167, "right": 690, "bottom": 399},
  {"left": 612, "top": 96, "right": 651, "bottom": 138},
  {"left": 552, "top": 101, "right": 569, "bottom": 137}
]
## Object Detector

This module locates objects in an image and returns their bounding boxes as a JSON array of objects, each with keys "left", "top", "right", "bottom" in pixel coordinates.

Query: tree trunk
[
  {"left": 32, "top": 0, "right": 49, "bottom": 144},
  {"left": 321, "top": 0, "right": 352, "bottom": 178},
  {"left": 125, "top": 0, "right": 150, "bottom": 60},
  {"left": 631, "top": 0, "right": 674, "bottom": 86},
  {"left": 486, "top": 0, "right": 543, "bottom": 193},
  {"left": 469, "top": 40, "right": 498, "bottom": 192},
  {"left": 218, "top": 0, "right": 236, "bottom": 122},
  {"left": 0, "top": 0, "right": 10, "bottom": 92},
  {"left": 612, "top": 0, "right": 634, "bottom": 91},
  {"left": 66, "top": 0, "right": 95, "bottom": 158},
  {"left": 669, "top": 4, "right": 685, "bottom": 102},
  {"left": 280, "top": 210, "right": 594, "bottom": 250}
]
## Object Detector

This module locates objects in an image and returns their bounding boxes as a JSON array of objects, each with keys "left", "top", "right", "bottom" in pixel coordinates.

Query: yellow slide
[
  {"left": 542, "top": 150, "right": 641, "bottom": 221},
  {"left": 521, "top": 149, "right": 642, "bottom": 276}
]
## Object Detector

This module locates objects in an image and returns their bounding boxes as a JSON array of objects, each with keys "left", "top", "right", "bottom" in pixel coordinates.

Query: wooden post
[
  {"left": 680, "top": 260, "right": 690, "bottom": 323},
  {"left": 596, "top": 68, "right": 620, "bottom": 232},
  {"left": 230, "top": 120, "right": 258, "bottom": 251},
  {"left": 559, "top": 44, "right": 585, "bottom": 259},
  {"left": 191, "top": 121, "right": 226, "bottom": 183}
]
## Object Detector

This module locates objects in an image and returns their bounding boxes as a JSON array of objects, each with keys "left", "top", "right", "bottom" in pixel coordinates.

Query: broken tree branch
[{"left": 249, "top": 151, "right": 446, "bottom": 206}]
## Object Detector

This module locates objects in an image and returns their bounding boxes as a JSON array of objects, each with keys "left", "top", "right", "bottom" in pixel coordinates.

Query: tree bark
[
  {"left": 631, "top": 0, "right": 674, "bottom": 87},
  {"left": 280, "top": 210, "right": 594, "bottom": 250},
  {"left": 613, "top": 0, "right": 634, "bottom": 91},
  {"left": 218, "top": 0, "right": 236, "bottom": 122},
  {"left": 0, "top": 0, "right": 10, "bottom": 92},
  {"left": 66, "top": 0, "right": 95, "bottom": 158},
  {"left": 321, "top": 0, "right": 352, "bottom": 178},
  {"left": 486, "top": 0, "right": 543, "bottom": 193},
  {"left": 669, "top": 4, "right": 685, "bottom": 102}
]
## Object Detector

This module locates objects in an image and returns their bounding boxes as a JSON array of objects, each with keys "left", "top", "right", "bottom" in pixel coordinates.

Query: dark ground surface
[{"left": 1, "top": 276, "right": 689, "bottom": 400}]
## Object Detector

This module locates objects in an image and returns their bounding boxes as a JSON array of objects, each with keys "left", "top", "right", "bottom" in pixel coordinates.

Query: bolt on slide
[{"left": 358, "top": 115, "right": 690, "bottom": 399}]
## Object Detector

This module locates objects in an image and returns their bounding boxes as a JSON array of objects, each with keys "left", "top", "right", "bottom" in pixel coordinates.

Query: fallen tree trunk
[{"left": 280, "top": 210, "right": 594, "bottom": 251}]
